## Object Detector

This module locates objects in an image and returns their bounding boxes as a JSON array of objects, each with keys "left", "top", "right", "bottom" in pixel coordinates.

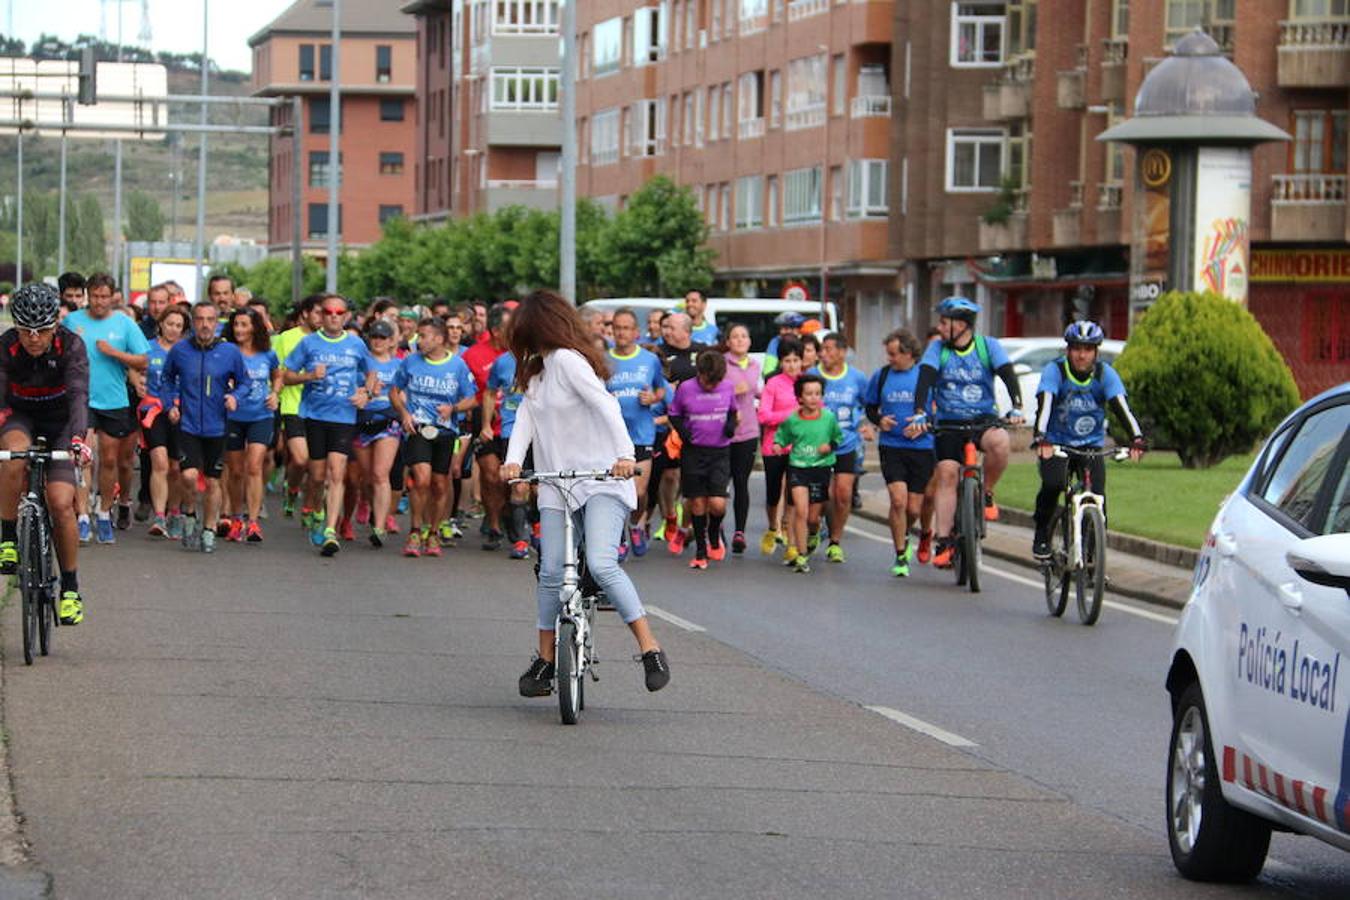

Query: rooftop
[{"left": 249, "top": 0, "right": 417, "bottom": 47}]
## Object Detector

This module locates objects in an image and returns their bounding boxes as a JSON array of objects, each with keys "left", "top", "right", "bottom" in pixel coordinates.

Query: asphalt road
[{"left": 0, "top": 480, "right": 1346, "bottom": 898}]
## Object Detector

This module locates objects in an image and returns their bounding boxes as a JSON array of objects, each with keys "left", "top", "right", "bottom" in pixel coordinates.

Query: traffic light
[{"left": 77, "top": 48, "right": 97, "bottom": 105}]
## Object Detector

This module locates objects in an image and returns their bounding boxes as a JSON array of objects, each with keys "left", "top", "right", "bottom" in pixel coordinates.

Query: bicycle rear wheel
[
  {"left": 1043, "top": 509, "right": 1069, "bottom": 617},
  {"left": 17, "top": 507, "right": 40, "bottom": 665},
  {"left": 1076, "top": 506, "right": 1107, "bottom": 625},
  {"left": 556, "top": 621, "right": 582, "bottom": 725},
  {"left": 959, "top": 477, "right": 982, "bottom": 593}
]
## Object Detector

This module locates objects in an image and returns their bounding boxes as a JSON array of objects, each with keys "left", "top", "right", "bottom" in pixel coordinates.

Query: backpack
[
  {"left": 1054, "top": 358, "right": 1105, "bottom": 400},
  {"left": 938, "top": 334, "right": 991, "bottom": 370}
]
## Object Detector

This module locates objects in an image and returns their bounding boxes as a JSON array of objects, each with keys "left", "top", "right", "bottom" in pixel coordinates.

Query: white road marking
[
  {"left": 842, "top": 525, "right": 1180, "bottom": 626},
  {"left": 864, "top": 705, "right": 978, "bottom": 748},
  {"left": 645, "top": 605, "right": 706, "bottom": 633}
]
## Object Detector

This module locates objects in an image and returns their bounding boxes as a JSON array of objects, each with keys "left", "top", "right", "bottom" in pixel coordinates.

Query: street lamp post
[
  {"left": 326, "top": 0, "right": 342, "bottom": 294},
  {"left": 559, "top": 0, "right": 577, "bottom": 303},
  {"left": 193, "top": 0, "right": 210, "bottom": 303}
]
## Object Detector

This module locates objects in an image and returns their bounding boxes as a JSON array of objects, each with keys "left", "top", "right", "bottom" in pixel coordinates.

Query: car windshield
[{"left": 715, "top": 312, "right": 780, "bottom": 353}]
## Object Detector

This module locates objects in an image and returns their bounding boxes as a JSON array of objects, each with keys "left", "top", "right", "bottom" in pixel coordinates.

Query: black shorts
[
  {"left": 787, "top": 465, "right": 831, "bottom": 505},
  {"left": 90, "top": 406, "right": 135, "bottom": 439},
  {"left": 880, "top": 446, "right": 936, "bottom": 493},
  {"left": 304, "top": 419, "right": 356, "bottom": 458},
  {"left": 143, "top": 413, "right": 180, "bottom": 458},
  {"left": 0, "top": 411, "right": 77, "bottom": 485},
  {"left": 405, "top": 431, "right": 456, "bottom": 475},
  {"left": 179, "top": 432, "right": 226, "bottom": 478},
  {"left": 935, "top": 424, "right": 996, "bottom": 464},
  {"left": 679, "top": 444, "right": 731, "bottom": 498},
  {"left": 226, "top": 418, "right": 275, "bottom": 451},
  {"left": 474, "top": 435, "right": 505, "bottom": 460},
  {"left": 632, "top": 444, "right": 652, "bottom": 463},
  {"left": 281, "top": 414, "right": 307, "bottom": 442},
  {"left": 832, "top": 451, "right": 858, "bottom": 477}
]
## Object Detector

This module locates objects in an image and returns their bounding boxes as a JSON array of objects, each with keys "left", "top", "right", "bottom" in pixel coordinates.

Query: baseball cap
[
  {"left": 368, "top": 320, "right": 396, "bottom": 339},
  {"left": 398, "top": 308, "right": 420, "bottom": 320}
]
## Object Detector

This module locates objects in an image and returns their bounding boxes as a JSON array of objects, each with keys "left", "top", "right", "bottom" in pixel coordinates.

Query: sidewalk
[{"left": 853, "top": 485, "right": 1194, "bottom": 610}]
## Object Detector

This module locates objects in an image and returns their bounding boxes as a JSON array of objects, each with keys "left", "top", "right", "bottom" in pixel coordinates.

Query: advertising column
[{"left": 1191, "top": 147, "right": 1252, "bottom": 305}]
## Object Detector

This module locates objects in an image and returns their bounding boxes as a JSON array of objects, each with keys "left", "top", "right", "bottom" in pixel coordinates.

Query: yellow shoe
[
  {"left": 59, "top": 591, "right": 83, "bottom": 625},
  {"left": 760, "top": 530, "right": 778, "bottom": 555},
  {"left": 782, "top": 547, "right": 799, "bottom": 567},
  {"left": 0, "top": 541, "right": 16, "bottom": 575}
]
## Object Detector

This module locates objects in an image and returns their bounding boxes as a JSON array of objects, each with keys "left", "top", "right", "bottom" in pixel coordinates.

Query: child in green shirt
[{"left": 773, "top": 374, "right": 842, "bottom": 573}]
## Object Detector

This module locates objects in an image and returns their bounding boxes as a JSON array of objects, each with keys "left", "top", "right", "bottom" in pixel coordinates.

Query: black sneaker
[
  {"left": 518, "top": 657, "right": 555, "bottom": 697},
  {"left": 641, "top": 648, "right": 670, "bottom": 692},
  {"left": 116, "top": 503, "right": 132, "bottom": 531},
  {"left": 1032, "top": 528, "right": 1051, "bottom": 560},
  {"left": 133, "top": 500, "right": 152, "bottom": 523},
  {"left": 481, "top": 529, "right": 503, "bottom": 552}
]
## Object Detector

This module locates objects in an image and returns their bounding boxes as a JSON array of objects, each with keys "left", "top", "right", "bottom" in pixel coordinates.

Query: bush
[{"left": 1113, "top": 291, "right": 1299, "bottom": 469}]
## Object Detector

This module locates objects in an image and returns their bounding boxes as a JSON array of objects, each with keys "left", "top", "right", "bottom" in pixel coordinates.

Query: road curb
[{"left": 993, "top": 505, "right": 1199, "bottom": 571}]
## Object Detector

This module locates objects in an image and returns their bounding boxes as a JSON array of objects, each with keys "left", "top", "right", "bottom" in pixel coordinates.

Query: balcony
[
  {"left": 982, "top": 55, "right": 1033, "bottom": 122},
  {"left": 850, "top": 94, "right": 891, "bottom": 118},
  {"left": 1271, "top": 173, "right": 1348, "bottom": 242},
  {"left": 978, "top": 189, "right": 1028, "bottom": 251},
  {"left": 786, "top": 0, "right": 828, "bottom": 21},
  {"left": 738, "top": 117, "right": 766, "bottom": 140},
  {"left": 487, "top": 109, "right": 562, "bottom": 146},
  {"left": 1100, "top": 38, "right": 1127, "bottom": 103},
  {"left": 1278, "top": 19, "right": 1350, "bottom": 87},
  {"left": 1056, "top": 68, "right": 1084, "bottom": 109},
  {"left": 739, "top": 13, "right": 768, "bottom": 35},
  {"left": 1052, "top": 181, "right": 1084, "bottom": 246},
  {"left": 784, "top": 105, "right": 826, "bottom": 131},
  {"left": 485, "top": 179, "right": 558, "bottom": 212}
]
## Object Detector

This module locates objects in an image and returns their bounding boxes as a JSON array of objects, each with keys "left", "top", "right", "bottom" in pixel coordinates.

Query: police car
[{"left": 1165, "top": 381, "right": 1350, "bottom": 881}]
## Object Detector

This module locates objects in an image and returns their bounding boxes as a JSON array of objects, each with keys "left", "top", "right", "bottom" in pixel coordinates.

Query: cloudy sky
[{"left": 6, "top": 0, "right": 297, "bottom": 73}]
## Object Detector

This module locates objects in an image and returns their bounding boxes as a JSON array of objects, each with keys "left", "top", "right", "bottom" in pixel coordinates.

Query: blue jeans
[{"left": 536, "top": 493, "right": 645, "bottom": 629}]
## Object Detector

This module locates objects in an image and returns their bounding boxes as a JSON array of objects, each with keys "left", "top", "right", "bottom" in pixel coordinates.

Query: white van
[{"left": 582, "top": 297, "right": 839, "bottom": 365}]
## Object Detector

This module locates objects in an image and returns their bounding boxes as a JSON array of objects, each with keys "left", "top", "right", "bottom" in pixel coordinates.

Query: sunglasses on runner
[{"left": 322, "top": 306, "right": 347, "bottom": 315}]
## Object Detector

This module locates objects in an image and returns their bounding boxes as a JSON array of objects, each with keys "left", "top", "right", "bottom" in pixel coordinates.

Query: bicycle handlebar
[
  {"left": 1050, "top": 445, "right": 1131, "bottom": 462},
  {"left": 930, "top": 418, "right": 1008, "bottom": 434},
  {"left": 510, "top": 468, "right": 626, "bottom": 485},
  {"left": 0, "top": 449, "right": 74, "bottom": 462}
]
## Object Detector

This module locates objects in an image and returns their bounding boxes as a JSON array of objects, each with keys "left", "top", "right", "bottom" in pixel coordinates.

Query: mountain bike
[
  {"left": 933, "top": 420, "right": 1003, "bottom": 594},
  {"left": 512, "top": 469, "right": 613, "bottom": 725},
  {"left": 0, "top": 438, "right": 73, "bottom": 665},
  {"left": 1039, "top": 445, "right": 1129, "bottom": 625}
]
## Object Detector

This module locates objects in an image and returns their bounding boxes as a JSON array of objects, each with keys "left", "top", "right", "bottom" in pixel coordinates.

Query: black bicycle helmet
[{"left": 10, "top": 282, "right": 60, "bottom": 331}]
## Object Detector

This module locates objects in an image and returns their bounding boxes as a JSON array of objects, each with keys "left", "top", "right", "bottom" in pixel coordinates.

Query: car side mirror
[{"left": 1286, "top": 534, "right": 1350, "bottom": 594}]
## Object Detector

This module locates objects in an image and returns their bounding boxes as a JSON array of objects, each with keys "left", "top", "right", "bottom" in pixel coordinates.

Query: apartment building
[
  {"left": 250, "top": 0, "right": 417, "bottom": 256},
  {"left": 403, "top": 0, "right": 455, "bottom": 223},
  {"left": 573, "top": 0, "right": 900, "bottom": 363},
  {"left": 951, "top": 0, "right": 1348, "bottom": 396}
]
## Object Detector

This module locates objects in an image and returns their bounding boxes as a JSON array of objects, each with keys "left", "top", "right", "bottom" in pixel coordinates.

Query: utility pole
[
  {"left": 325, "top": 0, "right": 341, "bottom": 293},
  {"left": 291, "top": 95, "right": 303, "bottom": 306},
  {"left": 193, "top": 0, "right": 209, "bottom": 303},
  {"left": 15, "top": 133, "right": 22, "bottom": 287},
  {"left": 58, "top": 133, "right": 68, "bottom": 272},
  {"left": 113, "top": 2, "right": 125, "bottom": 284},
  {"left": 559, "top": 0, "right": 577, "bottom": 303}
]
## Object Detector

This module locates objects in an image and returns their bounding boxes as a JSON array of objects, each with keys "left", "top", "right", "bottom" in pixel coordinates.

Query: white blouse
[{"left": 506, "top": 348, "right": 637, "bottom": 511}]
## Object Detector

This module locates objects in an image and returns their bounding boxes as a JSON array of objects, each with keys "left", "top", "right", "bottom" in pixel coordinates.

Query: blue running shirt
[
  {"left": 230, "top": 349, "right": 279, "bottom": 423},
  {"left": 284, "top": 332, "right": 372, "bottom": 425},
  {"left": 64, "top": 309, "right": 152, "bottom": 410},
  {"left": 364, "top": 356, "right": 402, "bottom": 416},
  {"left": 809, "top": 364, "right": 869, "bottom": 455},
  {"left": 1037, "top": 360, "right": 1126, "bottom": 447},
  {"left": 487, "top": 352, "right": 522, "bottom": 438},
  {"left": 394, "top": 352, "right": 476, "bottom": 431},
  {"left": 919, "top": 336, "right": 1011, "bottom": 421},
  {"left": 864, "top": 364, "right": 934, "bottom": 451},
  {"left": 606, "top": 347, "right": 668, "bottom": 447}
]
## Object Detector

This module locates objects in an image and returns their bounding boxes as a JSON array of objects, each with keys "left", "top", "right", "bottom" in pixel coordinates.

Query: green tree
[
  {"left": 124, "top": 190, "right": 165, "bottom": 242},
  {"left": 70, "top": 194, "right": 107, "bottom": 272},
  {"left": 599, "top": 176, "right": 715, "bottom": 296},
  {"left": 240, "top": 256, "right": 325, "bottom": 317},
  {"left": 1113, "top": 291, "right": 1300, "bottom": 469}
]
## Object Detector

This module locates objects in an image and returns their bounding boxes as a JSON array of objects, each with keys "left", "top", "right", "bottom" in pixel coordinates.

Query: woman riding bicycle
[
  {"left": 501, "top": 290, "right": 670, "bottom": 698},
  {"left": 1030, "top": 321, "right": 1146, "bottom": 558}
]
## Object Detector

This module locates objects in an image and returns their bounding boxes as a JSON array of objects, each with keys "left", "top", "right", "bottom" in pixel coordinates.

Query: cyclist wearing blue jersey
[
  {"left": 908, "top": 297, "right": 1023, "bottom": 569},
  {"left": 812, "top": 332, "right": 873, "bottom": 563},
  {"left": 865, "top": 329, "right": 936, "bottom": 577},
  {"left": 606, "top": 308, "right": 668, "bottom": 557},
  {"left": 1031, "top": 321, "right": 1145, "bottom": 558},
  {"left": 282, "top": 295, "right": 373, "bottom": 557}
]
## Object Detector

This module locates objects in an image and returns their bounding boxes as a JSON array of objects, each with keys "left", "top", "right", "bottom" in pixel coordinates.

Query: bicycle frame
[
  {"left": 553, "top": 502, "right": 596, "bottom": 675},
  {"left": 1054, "top": 447, "right": 1128, "bottom": 572}
]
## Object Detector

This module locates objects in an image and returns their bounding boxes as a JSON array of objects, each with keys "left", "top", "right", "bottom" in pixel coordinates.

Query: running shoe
[
  {"left": 641, "top": 649, "right": 670, "bottom": 692},
  {"left": 201, "top": 529, "right": 217, "bottom": 554},
  {"left": 509, "top": 540, "right": 529, "bottom": 559},
  {"left": 1032, "top": 528, "right": 1051, "bottom": 560},
  {"left": 617, "top": 541, "right": 629, "bottom": 563},
  {"left": 320, "top": 527, "right": 340, "bottom": 557},
  {"left": 794, "top": 556, "right": 811, "bottom": 574},
  {"left": 826, "top": 543, "right": 846, "bottom": 564},
  {"left": 96, "top": 516, "right": 116, "bottom": 545},
  {"left": 246, "top": 521, "right": 264, "bottom": 543},
  {"left": 215, "top": 519, "right": 231, "bottom": 538},
  {"left": 134, "top": 500, "right": 152, "bottom": 523},
  {"left": 782, "top": 547, "right": 799, "bottom": 567},
  {"left": 58, "top": 591, "right": 83, "bottom": 625},
  {"left": 689, "top": 556, "right": 708, "bottom": 570},
  {"left": 984, "top": 492, "right": 1000, "bottom": 522},
  {"left": 369, "top": 527, "right": 385, "bottom": 549},
  {"left": 530, "top": 521, "right": 541, "bottom": 552},
  {"left": 806, "top": 531, "right": 821, "bottom": 556},
  {"left": 147, "top": 517, "right": 168, "bottom": 539},
  {"left": 916, "top": 530, "right": 933, "bottom": 564},
  {"left": 630, "top": 526, "right": 648, "bottom": 558},
  {"left": 396, "top": 494, "right": 409, "bottom": 515},
  {"left": 226, "top": 517, "right": 246, "bottom": 542},
  {"left": 78, "top": 517, "right": 91, "bottom": 545},
  {"left": 355, "top": 499, "right": 371, "bottom": 526},
  {"left": 181, "top": 520, "right": 201, "bottom": 551},
  {"left": 890, "top": 552, "right": 910, "bottom": 578},
  {"left": 666, "top": 526, "right": 686, "bottom": 556},
  {"left": 310, "top": 525, "right": 325, "bottom": 547},
  {"left": 651, "top": 518, "right": 667, "bottom": 542},
  {"left": 423, "top": 534, "right": 442, "bottom": 558},
  {"left": 759, "top": 530, "right": 778, "bottom": 555},
  {"left": 0, "top": 541, "right": 16, "bottom": 574},
  {"left": 932, "top": 538, "right": 955, "bottom": 570},
  {"left": 481, "top": 529, "right": 503, "bottom": 552},
  {"left": 438, "top": 520, "right": 454, "bottom": 543},
  {"left": 449, "top": 520, "right": 464, "bottom": 540},
  {"left": 300, "top": 508, "right": 316, "bottom": 530},
  {"left": 282, "top": 493, "right": 297, "bottom": 518},
  {"left": 707, "top": 540, "right": 726, "bottom": 562},
  {"left": 166, "top": 514, "right": 185, "bottom": 540},
  {"left": 731, "top": 530, "right": 746, "bottom": 555},
  {"left": 518, "top": 657, "right": 554, "bottom": 697},
  {"left": 339, "top": 516, "right": 355, "bottom": 542},
  {"left": 116, "top": 502, "right": 132, "bottom": 531},
  {"left": 402, "top": 532, "right": 422, "bottom": 558},
  {"left": 385, "top": 514, "right": 400, "bottom": 534}
]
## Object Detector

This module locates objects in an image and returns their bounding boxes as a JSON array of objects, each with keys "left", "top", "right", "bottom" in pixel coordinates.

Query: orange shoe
[
  {"left": 226, "top": 517, "right": 245, "bottom": 542},
  {"left": 667, "top": 526, "right": 687, "bottom": 556},
  {"left": 931, "top": 539, "right": 955, "bottom": 570},
  {"left": 916, "top": 530, "right": 934, "bottom": 564},
  {"left": 339, "top": 516, "right": 356, "bottom": 541},
  {"left": 707, "top": 541, "right": 727, "bottom": 562},
  {"left": 246, "top": 520, "right": 264, "bottom": 543},
  {"left": 689, "top": 557, "right": 708, "bottom": 570},
  {"left": 983, "top": 493, "right": 999, "bottom": 522}
]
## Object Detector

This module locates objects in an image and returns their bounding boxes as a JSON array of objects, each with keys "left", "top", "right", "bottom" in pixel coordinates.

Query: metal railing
[
  {"left": 1272, "top": 173, "right": 1347, "bottom": 203},
  {"left": 784, "top": 105, "right": 826, "bottom": 130},
  {"left": 487, "top": 178, "right": 558, "bottom": 189},
  {"left": 738, "top": 117, "right": 766, "bottom": 139},
  {"left": 1097, "top": 182, "right": 1123, "bottom": 210},
  {"left": 1102, "top": 37, "right": 1128, "bottom": 65},
  {"left": 850, "top": 94, "right": 891, "bottom": 117},
  {"left": 1068, "top": 180, "right": 1084, "bottom": 209},
  {"left": 739, "top": 13, "right": 769, "bottom": 35},
  {"left": 787, "top": 0, "right": 829, "bottom": 22},
  {"left": 1279, "top": 18, "right": 1350, "bottom": 47}
]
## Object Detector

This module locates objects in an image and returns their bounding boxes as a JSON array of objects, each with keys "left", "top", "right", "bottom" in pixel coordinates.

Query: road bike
[
  {"left": 512, "top": 469, "right": 613, "bottom": 725},
  {"left": 1039, "top": 445, "right": 1129, "bottom": 625},
  {"left": 933, "top": 420, "right": 1003, "bottom": 594},
  {"left": 0, "top": 439, "right": 74, "bottom": 665}
]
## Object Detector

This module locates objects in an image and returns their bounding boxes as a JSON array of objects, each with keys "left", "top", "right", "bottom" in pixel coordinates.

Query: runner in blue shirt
[
  {"left": 485, "top": 344, "right": 534, "bottom": 559},
  {"left": 223, "top": 308, "right": 281, "bottom": 543},
  {"left": 684, "top": 289, "right": 720, "bottom": 346},
  {"left": 809, "top": 332, "right": 873, "bottom": 564},
  {"left": 354, "top": 319, "right": 405, "bottom": 549},
  {"left": 864, "top": 328, "right": 936, "bottom": 577},
  {"left": 137, "top": 306, "right": 187, "bottom": 539},
  {"left": 282, "top": 295, "right": 373, "bottom": 557},
  {"left": 607, "top": 308, "right": 668, "bottom": 557},
  {"left": 908, "top": 297, "right": 1024, "bottom": 569}
]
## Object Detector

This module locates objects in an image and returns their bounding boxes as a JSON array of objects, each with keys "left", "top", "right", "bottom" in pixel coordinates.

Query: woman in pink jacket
[
  {"left": 756, "top": 338, "right": 804, "bottom": 554},
  {"left": 722, "top": 324, "right": 762, "bottom": 554}
]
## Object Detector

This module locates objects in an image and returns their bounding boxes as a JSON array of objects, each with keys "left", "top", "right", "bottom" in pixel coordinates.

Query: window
[
  {"left": 379, "top": 152, "right": 405, "bottom": 175},
  {"left": 673, "top": 0, "right": 683, "bottom": 50},
  {"left": 628, "top": 98, "right": 666, "bottom": 157},
  {"left": 741, "top": 0, "right": 769, "bottom": 32},
  {"left": 299, "top": 44, "right": 315, "bottom": 81},
  {"left": 1292, "top": 110, "right": 1349, "bottom": 174},
  {"left": 1304, "top": 293, "right": 1350, "bottom": 364},
  {"left": 712, "top": 0, "right": 723, "bottom": 39},
  {"left": 766, "top": 174, "right": 779, "bottom": 226},
  {"left": 1111, "top": 0, "right": 1129, "bottom": 36},
  {"left": 695, "top": 89, "right": 704, "bottom": 146},
  {"left": 592, "top": 107, "right": 621, "bottom": 165},
  {"left": 593, "top": 17, "right": 623, "bottom": 76},
  {"left": 707, "top": 87, "right": 720, "bottom": 140},
  {"left": 739, "top": 71, "right": 764, "bottom": 122},
  {"left": 786, "top": 54, "right": 826, "bottom": 129},
  {"left": 633, "top": 6, "right": 667, "bottom": 64},
  {"left": 1293, "top": 0, "right": 1350, "bottom": 16},
  {"left": 1323, "top": 444, "right": 1350, "bottom": 534},
  {"left": 685, "top": 0, "right": 697, "bottom": 49},
  {"left": 951, "top": 3, "right": 1006, "bottom": 67},
  {"left": 829, "top": 165, "right": 843, "bottom": 220},
  {"left": 308, "top": 151, "right": 341, "bottom": 188},
  {"left": 720, "top": 183, "right": 732, "bottom": 231},
  {"left": 310, "top": 96, "right": 339, "bottom": 134},
  {"left": 1258, "top": 403, "right": 1350, "bottom": 532},
  {"left": 494, "top": 0, "right": 561, "bottom": 34},
  {"left": 946, "top": 128, "right": 1005, "bottom": 191},
  {"left": 735, "top": 175, "right": 764, "bottom": 229},
  {"left": 320, "top": 44, "right": 333, "bottom": 81},
  {"left": 381, "top": 98, "right": 405, "bottom": 121},
  {"left": 1005, "top": 0, "right": 1037, "bottom": 56},
  {"left": 847, "top": 159, "right": 888, "bottom": 218},
  {"left": 376, "top": 45, "right": 392, "bottom": 83},
  {"left": 769, "top": 69, "right": 782, "bottom": 127},
  {"left": 682, "top": 92, "right": 695, "bottom": 145},
  {"left": 1164, "top": 0, "right": 1235, "bottom": 46},
  {"left": 783, "top": 166, "right": 823, "bottom": 224},
  {"left": 1005, "top": 120, "right": 1030, "bottom": 191},
  {"left": 379, "top": 205, "right": 405, "bottom": 224},
  {"left": 722, "top": 83, "right": 733, "bottom": 137},
  {"left": 1104, "top": 102, "right": 1126, "bottom": 182},
  {"left": 307, "top": 203, "right": 341, "bottom": 239},
  {"left": 491, "top": 67, "right": 560, "bottom": 110},
  {"left": 832, "top": 55, "right": 846, "bottom": 115}
]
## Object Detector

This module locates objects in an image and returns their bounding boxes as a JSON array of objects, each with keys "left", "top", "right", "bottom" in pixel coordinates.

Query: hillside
[{"left": 0, "top": 67, "right": 270, "bottom": 243}]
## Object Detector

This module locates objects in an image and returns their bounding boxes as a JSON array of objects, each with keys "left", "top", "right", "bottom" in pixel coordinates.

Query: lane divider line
[
  {"left": 645, "top": 605, "right": 707, "bottom": 633},
  {"left": 864, "top": 705, "right": 978, "bottom": 748}
]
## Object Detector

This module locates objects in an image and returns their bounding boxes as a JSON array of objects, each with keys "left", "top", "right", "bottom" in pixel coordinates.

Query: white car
[
  {"left": 993, "top": 337, "right": 1126, "bottom": 417},
  {"left": 1165, "top": 382, "right": 1350, "bottom": 882}
]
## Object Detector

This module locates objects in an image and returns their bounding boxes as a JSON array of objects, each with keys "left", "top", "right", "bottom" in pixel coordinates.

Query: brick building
[
  {"left": 402, "top": 0, "right": 455, "bottom": 224},
  {"left": 251, "top": 0, "right": 417, "bottom": 257}
]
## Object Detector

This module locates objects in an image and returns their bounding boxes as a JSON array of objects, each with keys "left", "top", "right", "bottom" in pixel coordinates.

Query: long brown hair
[{"left": 510, "top": 290, "right": 608, "bottom": 390}]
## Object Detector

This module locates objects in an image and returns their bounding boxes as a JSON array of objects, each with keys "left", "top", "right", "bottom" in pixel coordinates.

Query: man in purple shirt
[{"left": 666, "top": 350, "right": 738, "bottom": 569}]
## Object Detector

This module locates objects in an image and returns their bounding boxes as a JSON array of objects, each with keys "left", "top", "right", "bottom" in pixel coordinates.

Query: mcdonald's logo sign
[{"left": 1141, "top": 148, "right": 1172, "bottom": 188}]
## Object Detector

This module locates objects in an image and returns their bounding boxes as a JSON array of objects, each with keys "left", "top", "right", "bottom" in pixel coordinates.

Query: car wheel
[{"left": 1166, "top": 681, "right": 1271, "bottom": 882}]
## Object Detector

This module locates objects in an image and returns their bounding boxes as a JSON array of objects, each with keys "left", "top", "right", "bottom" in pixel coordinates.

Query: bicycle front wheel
[
  {"left": 556, "top": 621, "right": 582, "bottom": 725},
  {"left": 17, "top": 507, "right": 41, "bottom": 665},
  {"left": 1076, "top": 506, "right": 1107, "bottom": 625},
  {"left": 959, "top": 477, "right": 982, "bottom": 593},
  {"left": 1044, "top": 509, "right": 1069, "bottom": 617}
]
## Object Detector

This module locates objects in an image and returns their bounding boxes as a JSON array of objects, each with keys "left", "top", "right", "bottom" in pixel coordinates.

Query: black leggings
[
  {"left": 763, "top": 452, "right": 790, "bottom": 512},
  {"left": 1035, "top": 454, "right": 1106, "bottom": 531},
  {"left": 728, "top": 438, "right": 757, "bottom": 532}
]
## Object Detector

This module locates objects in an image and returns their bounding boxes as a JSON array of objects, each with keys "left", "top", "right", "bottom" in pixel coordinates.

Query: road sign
[{"left": 0, "top": 58, "right": 169, "bottom": 140}]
